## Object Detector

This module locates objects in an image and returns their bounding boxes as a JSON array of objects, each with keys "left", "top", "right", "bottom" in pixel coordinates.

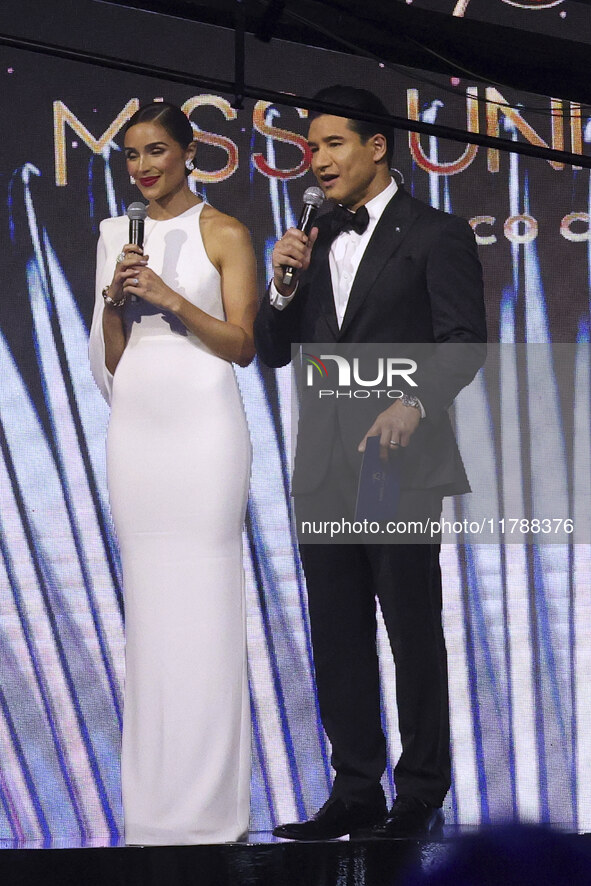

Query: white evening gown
[{"left": 89, "top": 202, "right": 251, "bottom": 845}]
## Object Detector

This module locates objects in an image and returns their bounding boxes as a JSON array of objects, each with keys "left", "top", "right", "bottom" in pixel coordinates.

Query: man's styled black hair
[{"left": 310, "top": 85, "right": 395, "bottom": 167}]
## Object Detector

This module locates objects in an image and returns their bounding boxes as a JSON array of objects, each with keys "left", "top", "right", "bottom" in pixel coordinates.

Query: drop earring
[
  {"left": 130, "top": 175, "right": 136, "bottom": 185},
  {"left": 185, "top": 158, "right": 195, "bottom": 172}
]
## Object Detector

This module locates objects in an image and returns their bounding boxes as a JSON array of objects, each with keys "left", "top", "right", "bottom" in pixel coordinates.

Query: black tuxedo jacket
[{"left": 254, "top": 186, "right": 487, "bottom": 497}]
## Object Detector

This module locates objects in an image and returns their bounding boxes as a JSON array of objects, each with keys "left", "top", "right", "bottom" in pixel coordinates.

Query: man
[{"left": 254, "top": 85, "right": 486, "bottom": 840}]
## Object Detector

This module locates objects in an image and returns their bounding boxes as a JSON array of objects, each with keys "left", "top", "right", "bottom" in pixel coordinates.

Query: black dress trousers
[{"left": 296, "top": 433, "right": 450, "bottom": 807}]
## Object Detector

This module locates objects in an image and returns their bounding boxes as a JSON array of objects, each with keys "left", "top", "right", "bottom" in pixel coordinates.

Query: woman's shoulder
[{"left": 199, "top": 203, "right": 251, "bottom": 245}]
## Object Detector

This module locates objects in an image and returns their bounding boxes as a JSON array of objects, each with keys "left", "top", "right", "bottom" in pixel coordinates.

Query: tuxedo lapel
[
  {"left": 308, "top": 223, "right": 339, "bottom": 339},
  {"left": 338, "top": 188, "right": 418, "bottom": 339}
]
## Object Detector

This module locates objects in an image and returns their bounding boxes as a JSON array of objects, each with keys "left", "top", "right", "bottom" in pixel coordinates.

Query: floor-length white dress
[{"left": 89, "top": 202, "right": 251, "bottom": 845}]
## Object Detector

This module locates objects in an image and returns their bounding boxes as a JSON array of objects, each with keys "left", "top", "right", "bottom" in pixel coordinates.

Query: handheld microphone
[
  {"left": 127, "top": 202, "right": 148, "bottom": 249},
  {"left": 282, "top": 186, "right": 324, "bottom": 287}
]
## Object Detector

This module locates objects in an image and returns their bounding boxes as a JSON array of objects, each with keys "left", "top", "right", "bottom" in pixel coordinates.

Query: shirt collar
[{"left": 364, "top": 177, "right": 398, "bottom": 225}]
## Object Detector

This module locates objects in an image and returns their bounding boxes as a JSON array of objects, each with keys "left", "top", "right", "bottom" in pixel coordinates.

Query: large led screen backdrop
[
  {"left": 1, "top": 11, "right": 590, "bottom": 846},
  {"left": 402, "top": 0, "right": 591, "bottom": 41}
]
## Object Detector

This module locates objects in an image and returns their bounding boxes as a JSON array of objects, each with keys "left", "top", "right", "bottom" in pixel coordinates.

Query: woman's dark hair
[
  {"left": 124, "top": 102, "right": 194, "bottom": 174},
  {"left": 310, "top": 85, "right": 394, "bottom": 167}
]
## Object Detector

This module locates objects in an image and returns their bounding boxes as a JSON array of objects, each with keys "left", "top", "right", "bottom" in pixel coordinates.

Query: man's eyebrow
[{"left": 306, "top": 134, "right": 344, "bottom": 146}]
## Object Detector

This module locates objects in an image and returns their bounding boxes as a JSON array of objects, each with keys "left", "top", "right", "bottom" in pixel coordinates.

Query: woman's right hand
[{"left": 107, "top": 244, "right": 149, "bottom": 304}]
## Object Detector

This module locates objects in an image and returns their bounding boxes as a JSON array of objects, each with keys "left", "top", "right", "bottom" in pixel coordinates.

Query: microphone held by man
[{"left": 278, "top": 186, "right": 324, "bottom": 292}]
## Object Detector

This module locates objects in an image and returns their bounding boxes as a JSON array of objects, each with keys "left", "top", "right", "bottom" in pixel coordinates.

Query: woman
[{"left": 89, "top": 102, "right": 257, "bottom": 845}]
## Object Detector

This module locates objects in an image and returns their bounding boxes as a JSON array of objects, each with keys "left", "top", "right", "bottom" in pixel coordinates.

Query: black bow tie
[{"left": 330, "top": 203, "right": 370, "bottom": 239}]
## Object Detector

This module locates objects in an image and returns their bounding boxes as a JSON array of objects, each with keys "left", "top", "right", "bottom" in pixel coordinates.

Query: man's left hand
[{"left": 358, "top": 400, "right": 421, "bottom": 461}]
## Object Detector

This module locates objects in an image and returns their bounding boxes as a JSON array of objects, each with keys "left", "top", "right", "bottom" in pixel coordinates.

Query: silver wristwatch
[{"left": 400, "top": 393, "right": 422, "bottom": 412}]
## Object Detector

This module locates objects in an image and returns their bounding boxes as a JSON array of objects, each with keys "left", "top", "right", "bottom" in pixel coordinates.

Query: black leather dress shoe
[
  {"left": 370, "top": 796, "right": 444, "bottom": 839},
  {"left": 272, "top": 795, "right": 387, "bottom": 841}
]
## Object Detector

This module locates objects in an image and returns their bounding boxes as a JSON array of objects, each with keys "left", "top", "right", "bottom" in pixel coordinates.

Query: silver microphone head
[
  {"left": 302, "top": 186, "right": 325, "bottom": 209},
  {"left": 126, "top": 202, "right": 148, "bottom": 221}
]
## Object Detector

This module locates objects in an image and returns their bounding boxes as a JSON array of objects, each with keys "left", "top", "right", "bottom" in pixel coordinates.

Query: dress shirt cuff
[{"left": 269, "top": 279, "right": 298, "bottom": 310}]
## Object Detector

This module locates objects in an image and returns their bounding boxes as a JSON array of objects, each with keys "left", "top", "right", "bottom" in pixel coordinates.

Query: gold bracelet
[{"left": 102, "top": 285, "right": 126, "bottom": 308}]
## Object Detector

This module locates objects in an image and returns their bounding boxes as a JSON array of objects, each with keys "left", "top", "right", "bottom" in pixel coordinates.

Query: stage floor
[{"left": 1, "top": 831, "right": 590, "bottom": 886}]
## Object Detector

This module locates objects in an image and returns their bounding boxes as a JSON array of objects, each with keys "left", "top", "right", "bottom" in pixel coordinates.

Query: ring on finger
[
  {"left": 117, "top": 251, "right": 126, "bottom": 263},
  {"left": 389, "top": 440, "right": 401, "bottom": 448},
  {"left": 131, "top": 277, "right": 139, "bottom": 286}
]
